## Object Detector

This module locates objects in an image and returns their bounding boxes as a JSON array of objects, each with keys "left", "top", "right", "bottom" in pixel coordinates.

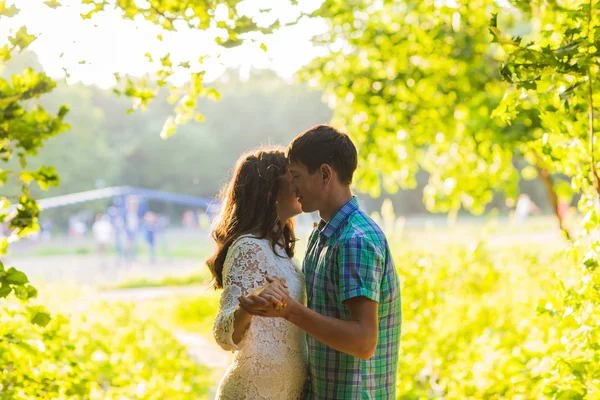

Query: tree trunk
[{"left": 535, "top": 163, "right": 572, "bottom": 240}]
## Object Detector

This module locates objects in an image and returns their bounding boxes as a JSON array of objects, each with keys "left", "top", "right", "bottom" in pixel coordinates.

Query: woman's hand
[
  {"left": 262, "top": 275, "right": 290, "bottom": 308},
  {"left": 238, "top": 276, "right": 293, "bottom": 318}
]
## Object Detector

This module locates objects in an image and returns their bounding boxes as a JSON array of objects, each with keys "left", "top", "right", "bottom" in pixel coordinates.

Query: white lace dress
[{"left": 213, "top": 235, "right": 308, "bottom": 399}]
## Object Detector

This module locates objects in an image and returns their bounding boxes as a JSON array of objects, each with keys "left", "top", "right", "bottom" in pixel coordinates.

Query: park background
[{"left": 1, "top": 0, "right": 600, "bottom": 399}]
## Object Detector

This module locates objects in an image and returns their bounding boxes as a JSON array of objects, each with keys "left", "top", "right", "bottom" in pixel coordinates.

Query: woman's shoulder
[
  {"left": 230, "top": 234, "right": 269, "bottom": 248},
  {"left": 222, "top": 235, "right": 274, "bottom": 276},
  {"left": 226, "top": 235, "right": 272, "bottom": 260}
]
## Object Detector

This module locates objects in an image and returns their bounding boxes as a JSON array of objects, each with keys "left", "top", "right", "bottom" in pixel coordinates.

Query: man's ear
[{"left": 320, "top": 164, "right": 333, "bottom": 185}]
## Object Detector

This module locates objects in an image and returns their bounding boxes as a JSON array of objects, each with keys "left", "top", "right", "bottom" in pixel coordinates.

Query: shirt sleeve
[
  {"left": 213, "top": 238, "right": 269, "bottom": 351},
  {"left": 337, "top": 236, "right": 384, "bottom": 303}
]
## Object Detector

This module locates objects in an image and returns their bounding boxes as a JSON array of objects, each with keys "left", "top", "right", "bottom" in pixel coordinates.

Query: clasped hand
[{"left": 238, "top": 276, "right": 292, "bottom": 318}]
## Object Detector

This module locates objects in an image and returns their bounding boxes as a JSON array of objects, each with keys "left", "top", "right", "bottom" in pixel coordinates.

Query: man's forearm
[{"left": 285, "top": 302, "right": 376, "bottom": 360}]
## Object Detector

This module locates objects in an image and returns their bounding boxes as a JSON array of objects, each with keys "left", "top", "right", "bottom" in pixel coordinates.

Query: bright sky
[{"left": 2, "top": 0, "right": 328, "bottom": 87}]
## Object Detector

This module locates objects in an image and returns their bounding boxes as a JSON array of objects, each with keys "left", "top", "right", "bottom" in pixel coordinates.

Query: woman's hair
[{"left": 206, "top": 147, "right": 296, "bottom": 289}]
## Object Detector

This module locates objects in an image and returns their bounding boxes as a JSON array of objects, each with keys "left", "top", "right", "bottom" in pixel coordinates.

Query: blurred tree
[
  {"left": 0, "top": 1, "right": 62, "bottom": 308},
  {"left": 78, "top": 0, "right": 305, "bottom": 137},
  {"left": 491, "top": 1, "right": 600, "bottom": 396},
  {"left": 298, "top": 0, "right": 574, "bottom": 231}
]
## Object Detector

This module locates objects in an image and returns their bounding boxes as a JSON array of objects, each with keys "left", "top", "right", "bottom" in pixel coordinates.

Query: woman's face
[{"left": 276, "top": 169, "right": 303, "bottom": 221}]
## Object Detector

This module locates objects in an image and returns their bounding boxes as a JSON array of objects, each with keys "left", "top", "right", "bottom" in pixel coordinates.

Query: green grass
[
  {"left": 13, "top": 235, "right": 215, "bottom": 260},
  {"left": 18, "top": 216, "right": 578, "bottom": 399},
  {"left": 26, "top": 246, "right": 94, "bottom": 257},
  {"left": 108, "top": 270, "right": 211, "bottom": 290},
  {"left": 150, "top": 216, "right": 572, "bottom": 399},
  {"left": 1, "top": 298, "right": 213, "bottom": 399},
  {"left": 134, "top": 290, "right": 220, "bottom": 336}
]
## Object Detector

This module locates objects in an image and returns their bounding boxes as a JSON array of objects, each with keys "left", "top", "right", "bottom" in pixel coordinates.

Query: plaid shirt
[{"left": 302, "top": 196, "right": 402, "bottom": 399}]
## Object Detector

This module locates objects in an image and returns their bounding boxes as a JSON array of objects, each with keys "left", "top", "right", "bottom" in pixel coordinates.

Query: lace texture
[{"left": 213, "top": 236, "right": 307, "bottom": 400}]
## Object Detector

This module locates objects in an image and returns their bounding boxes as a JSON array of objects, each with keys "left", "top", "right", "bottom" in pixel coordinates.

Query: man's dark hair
[{"left": 286, "top": 125, "right": 357, "bottom": 185}]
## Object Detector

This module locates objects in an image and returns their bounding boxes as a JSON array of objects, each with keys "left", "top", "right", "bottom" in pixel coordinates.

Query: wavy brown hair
[{"left": 206, "top": 148, "right": 296, "bottom": 289}]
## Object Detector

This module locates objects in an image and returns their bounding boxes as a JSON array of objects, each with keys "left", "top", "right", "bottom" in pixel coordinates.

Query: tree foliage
[
  {"left": 299, "top": 1, "right": 559, "bottom": 219},
  {"left": 5, "top": 0, "right": 600, "bottom": 397},
  {"left": 0, "top": 1, "right": 302, "bottom": 396},
  {"left": 301, "top": 0, "right": 600, "bottom": 397},
  {"left": 0, "top": 2, "right": 65, "bottom": 305},
  {"left": 492, "top": 1, "right": 600, "bottom": 397},
  {"left": 78, "top": 0, "right": 303, "bottom": 137}
]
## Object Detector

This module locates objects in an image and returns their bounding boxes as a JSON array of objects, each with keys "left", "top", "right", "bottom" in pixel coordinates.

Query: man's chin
[{"left": 300, "top": 203, "right": 317, "bottom": 213}]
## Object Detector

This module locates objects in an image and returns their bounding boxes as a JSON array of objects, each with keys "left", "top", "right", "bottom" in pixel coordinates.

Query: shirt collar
[{"left": 318, "top": 196, "right": 359, "bottom": 239}]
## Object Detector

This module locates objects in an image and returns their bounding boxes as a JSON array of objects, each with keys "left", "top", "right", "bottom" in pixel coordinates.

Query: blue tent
[{"left": 35, "top": 186, "right": 218, "bottom": 211}]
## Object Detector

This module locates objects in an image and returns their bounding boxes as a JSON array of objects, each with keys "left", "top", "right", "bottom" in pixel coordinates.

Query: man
[{"left": 239, "top": 125, "right": 402, "bottom": 399}]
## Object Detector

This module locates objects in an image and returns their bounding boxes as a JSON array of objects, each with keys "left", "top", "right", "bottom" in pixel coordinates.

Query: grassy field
[
  {"left": 5, "top": 215, "right": 578, "bottom": 399},
  {"left": 117, "top": 215, "right": 573, "bottom": 398}
]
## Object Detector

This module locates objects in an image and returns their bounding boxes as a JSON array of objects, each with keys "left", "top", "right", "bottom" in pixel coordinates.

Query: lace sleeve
[{"left": 212, "top": 238, "right": 269, "bottom": 351}]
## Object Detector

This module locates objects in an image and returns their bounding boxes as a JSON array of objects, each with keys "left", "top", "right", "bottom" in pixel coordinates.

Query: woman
[{"left": 207, "top": 148, "right": 307, "bottom": 399}]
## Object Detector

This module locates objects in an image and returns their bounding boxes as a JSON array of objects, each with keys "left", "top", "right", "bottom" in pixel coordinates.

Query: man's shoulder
[{"left": 338, "top": 208, "right": 386, "bottom": 245}]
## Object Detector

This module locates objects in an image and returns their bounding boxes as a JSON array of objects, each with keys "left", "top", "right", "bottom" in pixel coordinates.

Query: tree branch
[
  {"left": 587, "top": 0, "right": 600, "bottom": 196},
  {"left": 535, "top": 160, "right": 572, "bottom": 240}
]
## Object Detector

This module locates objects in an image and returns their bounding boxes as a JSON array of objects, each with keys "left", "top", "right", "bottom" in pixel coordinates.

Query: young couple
[{"left": 208, "top": 125, "right": 402, "bottom": 399}]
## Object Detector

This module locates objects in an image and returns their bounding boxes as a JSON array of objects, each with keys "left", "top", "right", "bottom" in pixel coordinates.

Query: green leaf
[
  {"left": 0, "top": 285, "right": 12, "bottom": 298},
  {"left": 44, "top": 0, "right": 62, "bottom": 9},
  {"left": 19, "top": 154, "right": 27, "bottom": 169},
  {"left": 553, "top": 41, "right": 581, "bottom": 56},
  {"left": 517, "top": 80, "right": 537, "bottom": 90},
  {"left": 500, "top": 64, "right": 513, "bottom": 83},
  {"left": 0, "top": 1, "right": 19, "bottom": 17},
  {"left": 206, "top": 88, "right": 220, "bottom": 100},
  {"left": 8, "top": 27, "right": 36, "bottom": 51},
  {"left": 260, "top": 43, "right": 267, "bottom": 52},
  {"left": 20, "top": 171, "right": 34, "bottom": 184},
  {"left": 31, "top": 310, "right": 51, "bottom": 327},
  {"left": 583, "top": 251, "right": 599, "bottom": 271},
  {"left": 559, "top": 82, "right": 583, "bottom": 99},
  {"left": 160, "top": 116, "right": 177, "bottom": 139},
  {"left": 15, "top": 340, "right": 37, "bottom": 354},
  {"left": 80, "top": 2, "right": 103, "bottom": 19},
  {"left": 521, "top": 166, "right": 538, "bottom": 180},
  {"left": 0, "top": 237, "right": 7, "bottom": 255},
  {"left": 0, "top": 44, "right": 11, "bottom": 61},
  {"left": 160, "top": 53, "right": 172, "bottom": 68},
  {"left": 26, "top": 285, "right": 38, "bottom": 299},
  {"left": 66, "top": 383, "right": 90, "bottom": 397},
  {"left": 490, "top": 12, "right": 498, "bottom": 28},
  {"left": 6, "top": 267, "right": 29, "bottom": 285},
  {"left": 14, "top": 285, "right": 28, "bottom": 300}
]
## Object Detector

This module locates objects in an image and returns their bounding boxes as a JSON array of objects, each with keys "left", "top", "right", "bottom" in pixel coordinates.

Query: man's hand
[
  {"left": 261, "top": 275, "right": 290, "bottom": 308},
  {"left": 238, "top": 276, "right": 293, "bottom": 318}
]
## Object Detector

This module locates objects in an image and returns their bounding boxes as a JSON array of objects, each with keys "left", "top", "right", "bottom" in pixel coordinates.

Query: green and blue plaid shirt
[{"left": 303, "top": 196, "right": 402, "bottom": 399}]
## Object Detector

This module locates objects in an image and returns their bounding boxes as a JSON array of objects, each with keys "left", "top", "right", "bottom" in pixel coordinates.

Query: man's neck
[{"left": 319, "top": 187, "right": 353, "bottom": 222}]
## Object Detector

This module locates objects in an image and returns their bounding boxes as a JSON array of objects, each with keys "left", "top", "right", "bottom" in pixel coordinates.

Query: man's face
[{"left": 289, "top": 161, "right": 323, "bottom": 213}]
